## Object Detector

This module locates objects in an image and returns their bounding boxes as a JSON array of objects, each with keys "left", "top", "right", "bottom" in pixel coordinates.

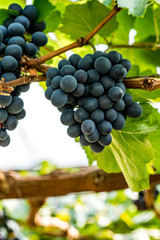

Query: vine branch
[
  {"left": 23, "top": 6, "right": 121, "bottom": 67},
  {"left": 1, "top": 74, "right": 160, "bottom": 91},
  {"left": 0, "top": 167, "right": 160, "bottom": 199}
]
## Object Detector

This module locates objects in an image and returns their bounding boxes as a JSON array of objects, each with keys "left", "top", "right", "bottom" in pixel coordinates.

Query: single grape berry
[
  {"left": 60, "top": 75, "right": 77, "bottom": 93},
  {"left": 32, "top": 32, "right": 48, "bottom": 47},
  {"left": 81, "top": 119, "right": 95, "bottom": 135},
  {"left": 108, "top": 86, "right": 124, "bottom": 101},
  {"left": 125, "top": 102, "right": 143, "bottom": 118},
  {"left": 22, "top": 5, "right": 37, "bottom": 22},
  {"left": 60, "top": 109, "right": 75, "bottom": 126},
  {"left": 94, "top": 57, "right": 111, "bottom": 75},
  {"left": 51, "top": 89, "right": 68, "bottom": 108}
]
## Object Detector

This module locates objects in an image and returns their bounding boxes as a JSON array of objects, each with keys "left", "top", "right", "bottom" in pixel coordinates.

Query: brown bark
[{"left": 0, "top": 167, "right": 160, "bottom": 199}]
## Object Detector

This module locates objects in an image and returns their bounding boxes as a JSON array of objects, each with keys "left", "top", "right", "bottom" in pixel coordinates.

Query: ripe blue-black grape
[
  {"left": 0, "top": 128, "right": 7, "bottom": 140},
  {"left": 93, "top": 51, "right": 108, "bottom": 60},
  {"left": 98, "top": 120, "right": 112, "bottom": 135},
  {"left": 15, "top": 15, "right": 30, "bottom": 29},
  {"left": 74, "top": 70, "right": 88, "bottom": 83},
  {"left": 67, "top": 123, "right": 81, "bottom": 138},
  {"left": 108, "top": 86, "right": 124, "bottom": 101},
  {"left": 16, "top": 84, "right": 30, "bottom": 92},
  {"left": 3, "top": 17, "right": 15, "bottom": 28},
  {"left": 15, "top": 109, "right": 26, "bottom": 120},
  {"left": 9, "top": 3, "right": 22, "bottom": 14},
  {"left": 91, "top": 109, "right": 104, "bottom": 124},
  {"left": 90, "top": 82, "right": 104, "bottom": 97},
  {"left": 87, "top": 69, "right": 100, "bottom": 84},
  {"left": 45, "top": 86, "right": 54, "bottom": 100},
  {"left": 78, "top": 56, "right": 93, "bottom": 71},
  {"left": 113, "top": 99, "right": 125, "bottom": 111},
  {"left": 83, "top": 97, "right": 98, "bottom": 112},
  {"left": 51, "top": 76, "right": 62, "bottom": 89},
  {"left": 110, "top": 64, "right": 127, "bottom": 81},
  {"left": 69, "top": 54, "right": 81, "bottom": 68},
  {"left": 116, "top": 82, "right": 126, "bottom": 94},
  {"left": 0, "top": 26, "right": 7, "bottom": 38},
  {"left": 72, "top": 83, "right": 85, "bottom": 97},
  {"left": 1, "top": 56, "right": 18, "bottom": 72},
  {"left": 0, "top": 135, "right": 10, "bottom": 147},
  {"left": 98, "top": 134, "right": 112, "bottom": 146},
  {"left": 51, "top": 89, "right": 68, "bottom": 108},
  {"left": 60, "top": 65, "right": 76, "bottom": 76},
  {"left": 28, "top": 20, "right": 46, "bottom": 33},
  {"left": 90, "top": 142, "right": 104, "bottom": 153},
  {"left": 85, "top": 128, "right": 100, "bottom": 143},
  {"left": 98, "top": 95, "right": 113, "bottom": 110},
  {"left": 79, "top": 134, "right": 90, "bottom": 146},
  {"left": 0, "top": 109, "right": 8, "bottom": 123},
  {"left": 0, "top": 94, "right": 12, "bottom": 107},
  {"left": 67, "top": 95, "right": 76, "bottom": 106},
  {"left": 100, "top": 76, "right": 115, "bottom": 91},
  {"left": 1, "top": 72, "right": 16, "bottom": 82},
  {"left": 46, "top": 79, "right": 51, "bottom": 87},
  {"left": 60, "top": 109, "right": 75, "bottom": 126},
  {"left": 7, "top": 96, "right": 24, "bottom": 114},
  {"left": 94, "top": 57, "right": 111, "bottom": 75},
  {"left": 107, "top": 51, "right": 121, "bottom": 64},
  {"left": 81, "top": 119, "right": 95, "bottom": 135},
  {"left": 4, "top": 115, "right": 18, "bottom": 130},
  {"left": 120, "top": 59, "right": 131, "bottom": 71},
  {"left": 23, "top": 43, "right": 38, "bottom": 57},
  {"left": 58, "top": 59, "right": 71, "bottom": 69},
  {"left": 125, "top": 102, "right": 143, "bottom": 118},
  {"left": 60, "top": 75, "right": 77, "bottom": 93},
  {"left": 5, "top": 44, "right": 22, "bottom": 59},
  {"left": 22, "top": 5, "right": 37, "bottom": 22},
  {"left": 105, "top": 108, "right": 118, "bottom": 122},
  {"left": 57, "top": 104, "right": 73, "bottom": 113},
  {"left": 32, "top": 32, "right": 48, "bottom": 47},
  {"left": 47, "top": 67, "right": 60, "bottom": 80},
  {"left": 123, "top": 93, "right": 133, "bottom": 106},
  {"left": 74, "top": 107, "right": 89, "bottom": 123},
  {"left": 8, "top": 36, "right": 25, "bottom": 49},
  {"left": 112, "top": 113, "right": 125, "bottom": 130},
  {"left": 8, "top": 23, "right": 25, "bottom": 37}
]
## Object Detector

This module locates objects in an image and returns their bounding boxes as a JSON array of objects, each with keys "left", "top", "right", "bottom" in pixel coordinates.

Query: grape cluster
[
  {"left": 45, "top": 50, "right": 143, "bottom": 153},
  {"left": 0, "top": 3, "right": 48, "bottom": 147}
]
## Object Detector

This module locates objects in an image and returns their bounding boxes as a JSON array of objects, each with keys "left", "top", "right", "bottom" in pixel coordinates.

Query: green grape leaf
[
  {"left": 134, "top": 7, "right": 159, "bottom": 42},
  {"left": 117, "top": 0, "right": 148, "bottom": 16},
  {"left": 60, "top": 0, "right": 118, "bottom": 39},
  {"left": 112, "top": 9, "right": 135, "bottom": 44},
  {"left": 149, "top": 129, "right": 160, "bottom": 173},
  {"left": 34, "top": 0, "right": 61, "bottom": 32},
  {"left": 0, "top": 9, "right": 19, "bottom": 24},
  {"left": 83, "top": 102, "right": 160, "bottom": 192}
]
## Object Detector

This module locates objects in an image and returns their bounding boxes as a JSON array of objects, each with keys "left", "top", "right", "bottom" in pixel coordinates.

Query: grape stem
[
  {"left": 23, "top": 6, "right": 121, "bottom": 67},
  {"left": 2, "top": 74, "right": 160, "bottom": 92}
]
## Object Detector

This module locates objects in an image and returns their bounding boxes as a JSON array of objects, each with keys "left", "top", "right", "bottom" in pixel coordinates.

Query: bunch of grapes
[
  {"left": 45, "top": 50, "right": 143, "bottom": 153},
  {"left": 0, "top": 3, "right": 48, "bottom": 147}
]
